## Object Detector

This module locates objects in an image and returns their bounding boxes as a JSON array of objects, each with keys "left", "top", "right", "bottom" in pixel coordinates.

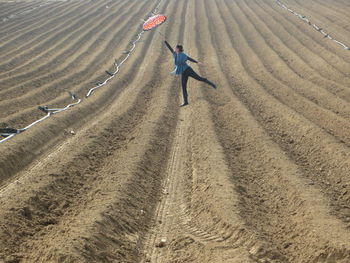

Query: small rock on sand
[{"left": 156, "top": 238, "right": 167, "bottom": 248}]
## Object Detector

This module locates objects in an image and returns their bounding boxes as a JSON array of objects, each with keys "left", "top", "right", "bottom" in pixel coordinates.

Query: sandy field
[{"left": 0, "top": 0, "right": 350, "bottom": 262}]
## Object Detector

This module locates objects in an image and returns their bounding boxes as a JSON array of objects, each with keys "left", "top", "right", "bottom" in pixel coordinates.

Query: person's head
[{"left": 175, "top": 44, "right": 184, "bottom": 53}]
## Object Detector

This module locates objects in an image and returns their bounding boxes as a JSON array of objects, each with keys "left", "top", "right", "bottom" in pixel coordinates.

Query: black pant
[{"left": 181, "top": 67, "right": 213, "bottom": 104}]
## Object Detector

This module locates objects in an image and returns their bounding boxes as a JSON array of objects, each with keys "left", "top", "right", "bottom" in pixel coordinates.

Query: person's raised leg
[{"left": 187, "top": 67, "right": 216, "bottom": 89}]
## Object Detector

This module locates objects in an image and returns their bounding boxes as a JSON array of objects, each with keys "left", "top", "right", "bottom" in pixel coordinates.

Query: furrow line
[
  {"left": 292, "top": 0, "right": 350, "bottom": 34},
  {"left": 201, "top": 0, "right": 350, "bottom": 261},
  {"left": 239, "top": 0, "right": 350, "bottom": 116},
  {"left": 0, "top": 0, "right": 170, "bottom": 183},
  {"left": 0, "top": 0, "right": 50, "bottom": 21},
  {"left": 275, "top": 0, "right": 350, "bottom": 52},
  {"left": 215, "top": 0, "right": 350, "bottom": 233},
  {"left": 0, "top": 0, "right": 74, "bottom": 43},
  {"left": 222, "top": 0, "right": 350, "bottom": 145},
  {"left": 0, "top": 1, "right": 124, "bottom": 76},
  {"left": 0, "top": 1, "right": 35, "bottom": 17},
  {"left": 0, "top": 1, "right": 179, "bottom": 261},
  {"left": 0, "top": 0, "right": 134, "bottom": 95},
  {"left": 254, "top": 0, "right": 350, "bottom": 84},
  {"left": 246, "top": 0, "right": 350, "bottom": 115},
  {"left": 0, "top": 0, "right": 119, "bottom": 64},
  {"left": 0, "top": 0, "right": 147, "bottom": 121},
  {"left": 314, "top": 0, "right": 350, "bottom": 16}
]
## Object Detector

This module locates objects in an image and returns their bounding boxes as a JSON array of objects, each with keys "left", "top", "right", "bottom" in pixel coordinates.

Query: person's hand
[{"left": 198, "top": 61, "right": 203, "bottom": 65}]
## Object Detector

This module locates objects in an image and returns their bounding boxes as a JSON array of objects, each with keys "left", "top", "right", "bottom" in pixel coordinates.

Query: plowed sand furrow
[
  {"left": 214, "top": 0, "right": 350, "bottom": 230},
  {"left": 239, "top": 0, "right": 350, "bottom": 118},
  {"left": 0, "top": 3, "right": 49, "bottom": 25},
  {"left": 315, "top": 0, "right": 350, "bottom": 9},
  {"left": 0, "top": 0, "right": 151, "bottom": 125},
  {"left": 142, "top": 1, "right": 259, "bottom": 262},
  {"left": 0, "top": 1, "right": 77, "bottom": 46},
  {"left": 0, "top": 1, "right": 73, "bottom": 36},
  {"left": 0, "top": 2, "right": 121, "bottom": 55},
  {"left": 142, "top": 1, "right": 192, "bottom": 261},
  {"left": 31, "top": 20, "right": 180, "bottom": 261},
  {"left": 0, "top": 1, "right": 124, "bottom": 78},
  {"left": 0, "top": 1, "right": 82, "bottom": 44},
  {"left": 294, "top": 0, "right": 350, "bottom": 29},
  {"left": 0, "top": 2, "right": 179, "bottom": 261},
  {"left": 235, "top": 0, "right": 350, "bottom": 96},
  {"left": 200, "top": 1, "right": 350, "bottom": 262},
  {"left": 0, "top": 0, "right": 119, "bottom": 67},
  {"left": 0, "top": 53, "right": 174, "bottom": 261},
  {"left": 0, "top": 0, "right": 138, "bottom": 99},
  {"left": 0, "top": 40, "right": 154, "bottom": 130},
  {"left": 0, "top": 0, "right": 131, "bottom": 93},
  {"left": 220, "top": 0, "right": 350, "bottom": 145},
  {"left": 1, "top": 0, "right": 349, "bottom": 262},
  {"left": 0, "top": 1, "right": 111, "bottom": 57},
  {"left": 249, "top": 0, "right": 350, "bottom": 88},
  {"left": 238, "top": 0, "right": 350, "bottom": 115},
  {"left": 141, "top": 1, "right": 191, "bottom": 260},
  {"left": 0, "top": 1, "right": 46, "bottom": 19},
  {"left": 0, "top": 2, "right": 31, "bottom": 16},
  {"left": 186, "top": 1, "right": 273, "bottom": 259},
  {"left": 305, "top": 0, "right": 350, "bottom": 27},
  {"left": 315, "top": 0, "right": 350, "bottom": 15},
  {"left": 244, "top": 0, "right": 350, "bottom": 119},
  {"left": 290, "top": 0, "right": 350, "bottom": 35},
  {"left": 268, "top": 0, "right": 350, "bottom": 63},
  {"left": 0, "top": 0, "right": 76, "bottom": 45},
  {"left": 0, "top": 0, "right": 167, "bottom": 184},
  {"left": 0, "top": 3, "right": 20, "bottom": 16},
  {"left": 0, "top": 1, "right": 105, "bottom": 68}
]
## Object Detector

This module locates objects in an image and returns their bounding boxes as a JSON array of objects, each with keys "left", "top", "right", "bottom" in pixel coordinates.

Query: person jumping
[{"left": 163, "top": 38, "right": 216, "bottom": 107}]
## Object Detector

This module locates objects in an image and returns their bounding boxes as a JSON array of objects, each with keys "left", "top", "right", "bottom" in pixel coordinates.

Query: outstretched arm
[
  {"left": 164, "top": 40, "right": 174, "bottom": 53},
  {"left": 187, "top": 56, "right": 198, "bottom": 63}
]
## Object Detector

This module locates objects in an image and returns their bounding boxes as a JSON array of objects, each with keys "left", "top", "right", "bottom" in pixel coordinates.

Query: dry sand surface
[{"left": 0, "top": 0, "right": 350, "bottom": 262}]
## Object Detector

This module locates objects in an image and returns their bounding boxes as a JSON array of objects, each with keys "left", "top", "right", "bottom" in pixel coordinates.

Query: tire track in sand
[{"left": 142, "top": 1, "right": 266, "bottom": 262}]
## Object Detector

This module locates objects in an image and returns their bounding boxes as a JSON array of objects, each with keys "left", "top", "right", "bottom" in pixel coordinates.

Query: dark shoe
[
  {"left": 206, "top": 80, "right": 217, "bottom": 89},
  {"left": 209, "top": 81, "right": 217, "bottom": 89},
  {"left": 180, "top": 102, "right": 189, "bottom": 107}
]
